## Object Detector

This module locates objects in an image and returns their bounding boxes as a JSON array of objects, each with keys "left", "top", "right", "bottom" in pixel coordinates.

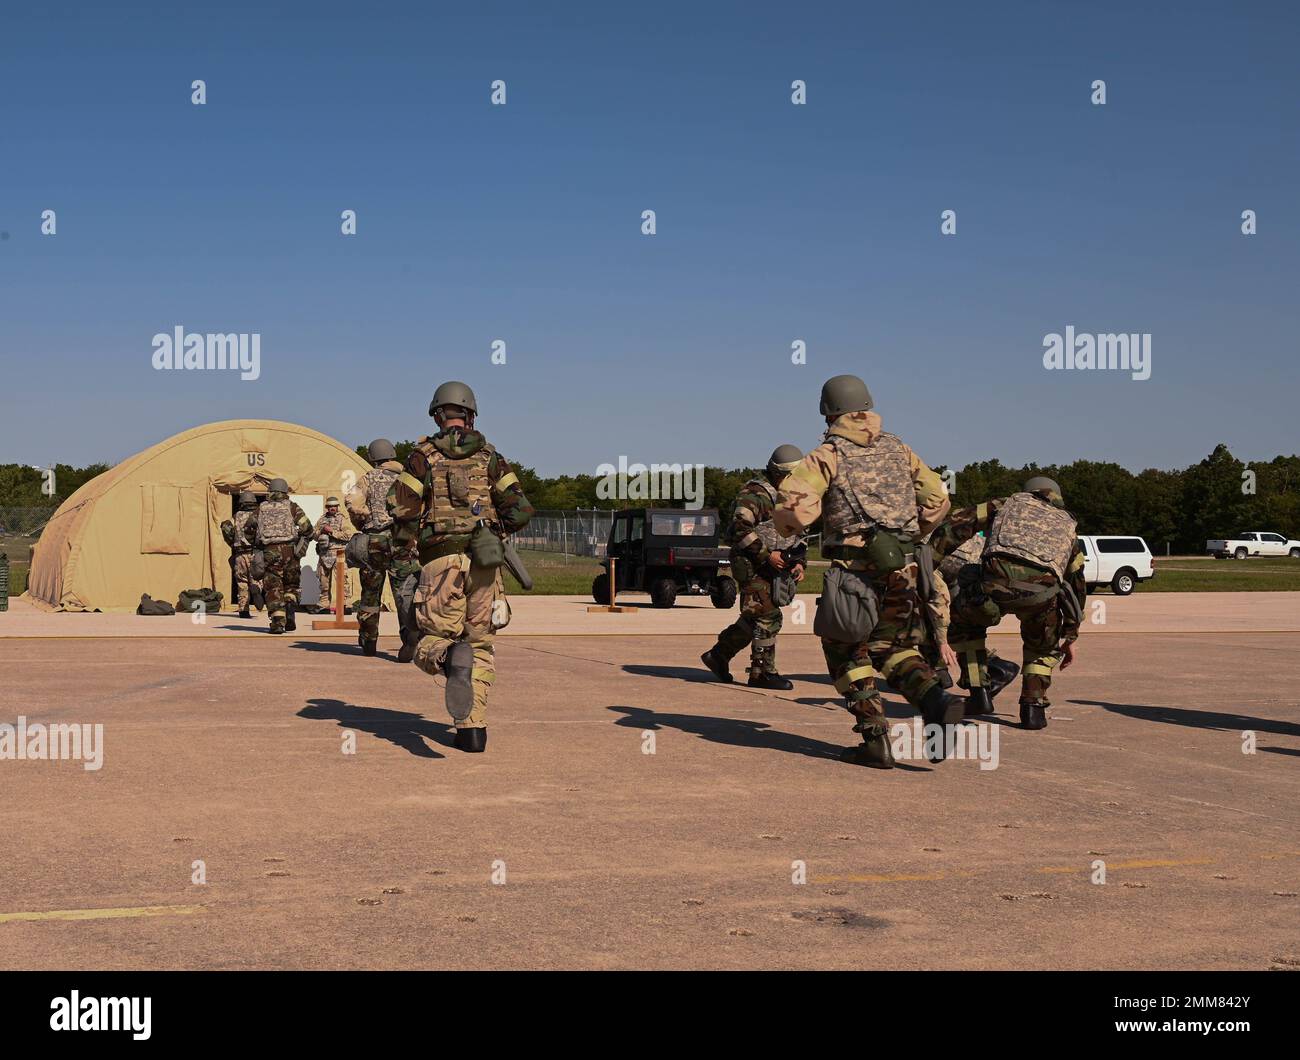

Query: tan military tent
[{"left": 26, "top": 419, "right": 380, "bottom": 613}]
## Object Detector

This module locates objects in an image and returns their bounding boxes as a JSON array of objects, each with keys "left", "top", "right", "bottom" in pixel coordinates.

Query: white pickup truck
[
  {"left": 1077, "top": 535, "right": 1155, "bottom": 595},
  {"left": 1206, "top": 532, "right": 1300, "bottom": 559}
]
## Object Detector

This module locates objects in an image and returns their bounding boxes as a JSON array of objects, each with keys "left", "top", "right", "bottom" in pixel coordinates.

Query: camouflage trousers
[
  {"left": 412, "top": 552, "right": 508, "bottom": 729},
  {"left": 231, "top": 551, "right": 259, "bottom": 610},
  {"left": 354, "top": 534, "right": 420, "bottom": 646},
  {"left": 821, "top": 561, "right": 942, "bottom": 735},
  {"left": 260, "top": 542, "right": 301, "bottom": 621},
  {"left": 948, "top": 557, "right": 1065, "bottom": 704},
  {"left": 317, "top": 550, "right": 340, "bottom": 607},
  {"left": 713, "top": 575, "right": 783, "bottom": 675}
]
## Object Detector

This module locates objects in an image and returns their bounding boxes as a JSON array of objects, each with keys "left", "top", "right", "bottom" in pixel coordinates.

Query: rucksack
[
  {"left": 175, "top": 588, "right": 224, "bottom": 614},
  {"left": 137, "top": 594, "right": 176, "bottom": 616}
]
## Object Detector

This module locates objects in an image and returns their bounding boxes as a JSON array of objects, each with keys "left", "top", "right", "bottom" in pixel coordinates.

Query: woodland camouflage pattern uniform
[
  {"left": 345, "top": 444, "right": 421, "bottom": 656},
  {"left": 388, "top": 388, "right": 534, "bottom": 742},
  {"left": 705, "top": 447, "right": 805, "bottom": 686},
  {"left": 774, "top": 384, "right": 956, "bottom": 758},
  {"left": 255, "top": 481, "right": 313, "bottom": 633},
  {"left": 220, "top": 492, "right": 262, "bottom": 615},
  {"left": 313, "top": 499, "right": 351, "bottom": 609},
  {"left": 931, "top": 482, "right": 1086, "bottom": 727}
]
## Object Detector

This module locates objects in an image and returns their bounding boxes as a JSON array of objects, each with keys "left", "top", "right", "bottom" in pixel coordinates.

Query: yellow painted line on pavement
[
  {"left": 1037, "top": 857, "right": 1214, "bottom": 874},
  {"left": 0, "top": 904, "right": 203, "bottom": 924}
]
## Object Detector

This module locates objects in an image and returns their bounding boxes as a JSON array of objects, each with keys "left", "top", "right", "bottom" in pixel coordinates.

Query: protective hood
[
  {"left": 825, "top": 410, "right": 883, "bottom": 448},
  {"left": 432, "top": 427, "right": 487, "bottom": 460}
]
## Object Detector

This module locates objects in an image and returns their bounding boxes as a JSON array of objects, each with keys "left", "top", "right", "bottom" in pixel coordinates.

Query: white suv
[{"left": 1078, "top": 535, "right": 1155, "bottom": 595}]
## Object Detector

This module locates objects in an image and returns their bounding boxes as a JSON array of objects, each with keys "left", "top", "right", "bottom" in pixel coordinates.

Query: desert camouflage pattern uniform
[
  {"left": 388, "top": 427, "right": 534, "bottom": 730},
  {"left": 774, "top": 410, "right": 950, "bottom": 738},
  {"left": 931, "top": 493, "right": 1086, "bottom": 706},
  {"left": 918, "top": 533, "right": 985, "bottom": 671},
  {"left": 313, "top": 509, "right": 352, "bottom": 608},
  {"left": 255, "top": 493, "right": 312, "bottom": 623},
  {"left": 712, "top": 476, "right": 804, "bottom": 678},
  {"left": 345, "top": 459, "right": 420, "bottom": 647},
  {"left": 220, "top": 507, "right": 261, "bottom": 610}
]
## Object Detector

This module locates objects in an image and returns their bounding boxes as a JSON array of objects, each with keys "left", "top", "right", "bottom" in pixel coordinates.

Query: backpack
[
  {"left": 175, "top": 588, "right": 224, "bottom": 614},
  {"left": 137, "top": 594, "right": 176, "bottom": 616}
]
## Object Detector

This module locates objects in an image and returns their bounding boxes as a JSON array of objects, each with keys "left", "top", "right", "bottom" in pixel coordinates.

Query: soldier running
[
  {"left": 256, "top": 477, "right": 312, "bottom": 634},
  {"left": 220, "top": 490, "right": 261, "bottom": 619},
  {"left": 702, "top": 444, "right": 806, "bottom": 689}
]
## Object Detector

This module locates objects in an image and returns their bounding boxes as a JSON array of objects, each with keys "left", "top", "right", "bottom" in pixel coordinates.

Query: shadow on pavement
[
  {"left": 299, "top": 698, "right": 449, "bottom": 759},
  {"left": 1074, "top": 699, "right": 1300, "bottom": 740}
]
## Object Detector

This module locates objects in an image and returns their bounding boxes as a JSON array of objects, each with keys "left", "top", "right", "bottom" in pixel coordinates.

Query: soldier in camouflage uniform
[
  {"left": 346, "top": 439, "right": 422, "bottom": 660},
  {"left": 220, "top": 490, "right": 261, "bottom": 619},
  {"left": 388, "top": 382, "right": 535, "bottom": 753},
  {"left": 773, "top": 374, "right": 963, "bottom": 768},
  {"left": 256, "top": 477, "right": 313, "bottom": 634},
  {"left": 312, "top": 496, "right": 352, "bottom": 611},
  {"left": 920, "top": 533, "right": 1021, "bottom": 716},
  {"left": 701, "top": 444, "right": 806, "bottom": 689},
  {"left": 931, "top": 476, "right": 1085, "bottom": 730}
]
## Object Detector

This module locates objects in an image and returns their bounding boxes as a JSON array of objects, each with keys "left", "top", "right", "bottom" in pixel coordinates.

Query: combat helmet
[
  {"left": 236, "top": 490, "right": 257, "bottom": 508},
  {"left": 428, "top": 381, "right": 478, "bottom": 417},
  {"left": 767, "top": 444, "right": 802, "bottom": 480},
  {"left": 367, "top": 438, "right": 397, "bottom": 463},
  {"left": 819, "top": 374, "right": 874, "bottom": 417},
  {"left": 1024, "top": 475, "right": 1064, "bottom": 507},
  {"left": 267, "top": 477, "right": 290, "bottom": 495}
]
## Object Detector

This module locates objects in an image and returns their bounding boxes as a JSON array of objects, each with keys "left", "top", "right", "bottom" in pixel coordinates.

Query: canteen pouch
[
  {"left": 771, "top": 573, "right": 797, "bottom": 608},
  {"left": 813, "top": 566, "right": 879, "bottom": 643},
  {"left": 469, "top": 522, "right": 505, "bottom": 569}
]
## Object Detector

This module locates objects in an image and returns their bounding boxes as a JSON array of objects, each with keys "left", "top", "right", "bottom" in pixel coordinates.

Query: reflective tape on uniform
[
  {"left": 786, "top": 462, "right": 827, "bottom": 490},
  {"left": 736, "top": 530, "right": 760, "bottom": 549},
  {"left": 1023, "top": 659, "right": 1057, "bottom": 676},
  {"left": 398, "top": 471, "right": 424, "bottom": 495},
  {"left": 1067, "top": 552, "right": 1086, "bottom": 573},
  {"left": 494, "top": 472, "right": 519, "bottom": 492},
  {"left": 879, "top": 648, "right": 921, "bottom": 678},
  {"left": 834, "top": 665, "right": 876, "bottom": 692},
  {"left": 975, "top": 503, "right": 989, "bottom": 522},
  {"left": 472, "top": 668, "right": 495, "bottom": 684}
]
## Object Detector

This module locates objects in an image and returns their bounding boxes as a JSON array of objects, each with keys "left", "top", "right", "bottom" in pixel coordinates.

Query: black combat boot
[
  {"left": 397, "top": 632, "right": 418, "bottom": 664},
  {"left": 239, "top": 608, "right": 251, "bottom": 619},
  {"left": 841, "top": 731, "right": 895, "bottom": 769},
  {"left": 1019, "top": 700, "right": 1048, "bottom": 730},
  {"left": 269, "top": 617, "right": 285, "bottom": 635},
  {"left": 748, "top": 670, "right": 793, "bottom": 690},
  {"left": 964, "top": 687, "right": 994, "bottom": 717},
  {"left": 284, "top": 602, "right": 296, "bottom": 632},
  {"left": 453, "top": 727, "right": 487, "bottom": 753},
  {"left": 361, "top": 639, "right": 377, "bottom": 657},
  {"left": 920, "top": 682, "right": 964, "bottom": 729},
  {"left": 700, "top": 649, "right": 734, "bottom": 683},
  {"left": 986, "top": 656, "right": 1021, "bottom": 699}
]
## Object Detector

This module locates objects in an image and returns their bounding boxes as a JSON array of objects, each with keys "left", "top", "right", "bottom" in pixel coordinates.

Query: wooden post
[
  {"left": 587, "top": 555, "right": 631, "bottom": 613},
  {"left": 312, "top": 547, "right": 360, "bottom": 630}
]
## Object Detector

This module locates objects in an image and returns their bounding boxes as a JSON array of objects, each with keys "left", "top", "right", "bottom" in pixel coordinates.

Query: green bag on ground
[
  {"left": 137, "top": 594, "right": 176, "bottom": 616},
  {"left": 176, "top": 588, "right": 223, "bottom": 614}
]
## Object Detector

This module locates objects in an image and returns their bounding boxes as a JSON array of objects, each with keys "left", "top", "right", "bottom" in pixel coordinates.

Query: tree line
[{"left": 2, "top": 443, "right": 1295, "bottom": 553}]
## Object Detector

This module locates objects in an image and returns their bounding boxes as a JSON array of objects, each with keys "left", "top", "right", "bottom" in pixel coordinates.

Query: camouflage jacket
[
  {"left": 313, "top": 510, "right": 351, "bottom": 549},
  {"left": 728, "top": 476, "right": 802, "bottom": 567},
  {"left": 388, "top": 427, "right": 534, "bottom": 559},
  {"left": 931, "top": 497, "right": 1087, "bottom": 642},
  {"left": 220, "top": 508, "right": 258, "bottom": 552},
  {"left": 253, "top": 495, "right": 312, "bottom": 547},
  {"left": 772, "top": 410, "right": 950, "bottom": 572}
]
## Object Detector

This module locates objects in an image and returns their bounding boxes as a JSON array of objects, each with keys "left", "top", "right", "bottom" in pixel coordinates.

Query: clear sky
[{"left": 2, "top": 0, "right": 1296, "bottom": 476}]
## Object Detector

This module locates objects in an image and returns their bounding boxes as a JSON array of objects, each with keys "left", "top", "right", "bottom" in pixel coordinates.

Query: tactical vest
[
  {"left": 745, "top": 478, "right": 801, "bottom": 551},
  {"left": 363, "top": 466, "right": 398, "bottom": 532},
  {"left": 232, "top": 509, "right": 257, "bottom": 550},
  {"left": 938, "top": 533, "right": 985, "bottom": 582},
  {"left": 419, "top": 444, "right": 497, "bottom": 537},
  {"left": 822, "top": 433, "right": 919, "bottom": 540},
  {"left": 257, "top": 497, "right": 296, "bottom": 545},
  {"left": 317, "top": 511, "right": 348, "bottom": 542},
  {"left": 984, "top": 492, "right": 1077, "bottom": 581}
]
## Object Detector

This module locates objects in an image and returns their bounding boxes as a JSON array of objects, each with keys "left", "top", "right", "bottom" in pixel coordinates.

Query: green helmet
[
  {"left": 236, "top": 490, "right": 257, "bottom": 508},
  {"left": 819, "top": 374, "right": 874, "bottom": 417},
  {"left": 326, "top": 496, "right": 340, "bottom": 507},
  {"left": 368, "top": 438, "right": 397, "bottom": 463},
  {"left": 767, "top": 444, "right": 802, "bottom": 478},
  {"left": 268, "top": 477, "right": 290, "bottom": 495},
  {"left": 428, "top": 381, "right": 478, "bottom": 417},
  {"left": 1024, "top": 475, "right": 1064, "bottom": 506}
]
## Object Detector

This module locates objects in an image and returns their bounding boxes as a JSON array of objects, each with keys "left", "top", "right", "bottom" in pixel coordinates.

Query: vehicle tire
[
  {"left": 710, "top": 576, "right": 738, "bottom": 609},
  {"left": 649, "top": 577, "right": 678, "bottom": 609},
  {"left": 1234, "top": 547, "right": 1248, "bottom": 560},
  {"left": 1290, "top": 548, "right": 1300, "bottom": 559},
  {"left": 591, "top": 573, "right": 611, "bottom": 605},
  {"left": 1111, "top": 568, "right": 1136, "bottom": 596}
]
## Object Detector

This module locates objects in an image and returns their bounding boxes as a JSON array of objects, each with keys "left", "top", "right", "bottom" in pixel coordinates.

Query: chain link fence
[
  {"left": 514, "top": 509, "right": 616, "bottom": 558},
  {"left": 0, "top": 506, "right": 55, "bottom": 537}
]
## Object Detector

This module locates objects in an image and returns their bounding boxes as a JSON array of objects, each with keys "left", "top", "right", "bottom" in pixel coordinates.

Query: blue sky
[{"left": 2, "top": 0, "right": 1296, "bottom": 476}]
